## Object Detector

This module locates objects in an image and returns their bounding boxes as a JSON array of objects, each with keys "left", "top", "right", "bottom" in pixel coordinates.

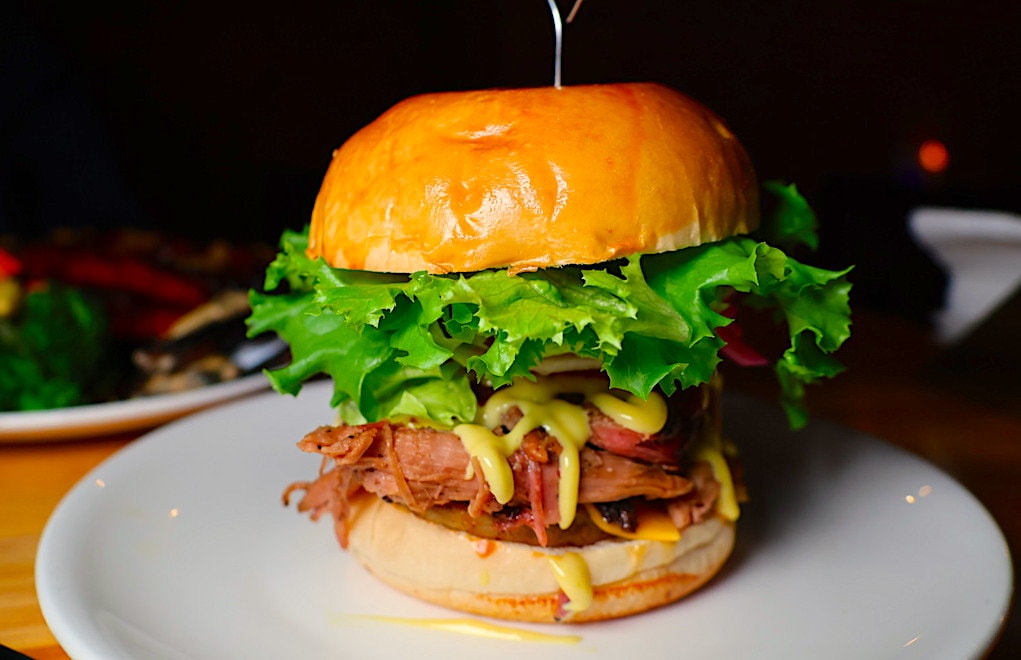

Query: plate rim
[{"left": 0, "top": 372, "right": 270, "bottom": 443}]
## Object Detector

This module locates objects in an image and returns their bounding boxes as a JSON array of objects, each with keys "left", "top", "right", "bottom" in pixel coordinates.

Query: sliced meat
[{"left": 585, "top": 385, "right": 710, "bottom": 467}]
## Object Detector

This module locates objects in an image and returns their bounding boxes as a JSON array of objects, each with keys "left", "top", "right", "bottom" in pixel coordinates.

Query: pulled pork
[{"left": 284, "top": 383, "right": 726, "bottom": 548}]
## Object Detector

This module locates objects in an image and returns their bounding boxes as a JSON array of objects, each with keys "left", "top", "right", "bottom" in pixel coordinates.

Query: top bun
[{"left": 307, "top": 83, "right": 759, "bottom": 274}]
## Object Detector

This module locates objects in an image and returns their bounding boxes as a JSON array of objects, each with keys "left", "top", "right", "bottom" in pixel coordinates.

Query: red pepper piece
[
  {"left": 23, "top": 249, "right": 208, "bottom": 308},
  {"left": 718, "top": 295, "right": 770, "bottom": 367},
  {"left": 717, "top": 321, "right": 770, "bottom": 367},
  {"left": 0, "top": 248, "right": 22, "bottom": 278}
]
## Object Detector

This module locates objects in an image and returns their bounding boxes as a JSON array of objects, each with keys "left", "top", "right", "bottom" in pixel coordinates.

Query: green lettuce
[
  {"left": 248, "top": 186, "right": 851, "bottom": 429},
  {"left": 757, "top": 181, "right": 820, "bottom": 251}
]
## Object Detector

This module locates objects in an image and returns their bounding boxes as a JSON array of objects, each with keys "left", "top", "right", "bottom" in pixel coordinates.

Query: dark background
[{"left": 2, "top": 0, "right": 1019, "bottom": 319}]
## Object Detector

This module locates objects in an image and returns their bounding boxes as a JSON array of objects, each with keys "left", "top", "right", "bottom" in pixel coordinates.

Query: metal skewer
[
  {"left": 546, "top": 0, "right": 585, "bottom": 88},
  {"left": 546, "top": 0, "right": 564, "bottom": 88}
]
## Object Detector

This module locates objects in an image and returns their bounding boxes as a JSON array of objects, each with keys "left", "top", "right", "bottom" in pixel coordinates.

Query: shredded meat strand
[
  {"left": 666, "top": 462, "right": 721, "bottom": 529},
  {"left": 466, "top": 456, "right": 491, "bottom": 518},
  {"left": 282, "top": 458, "right": 357, "bottom": 547},
  {"left": 511, "top": 429, "right": 560, "bottom": 545},
  {"left": 382, "top": 422, "right": 418, "bottom": 511}
]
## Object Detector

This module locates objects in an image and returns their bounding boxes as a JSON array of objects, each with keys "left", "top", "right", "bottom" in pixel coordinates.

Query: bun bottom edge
[{"left": 346, "top": 497, "right": 736, "bottom": 623}]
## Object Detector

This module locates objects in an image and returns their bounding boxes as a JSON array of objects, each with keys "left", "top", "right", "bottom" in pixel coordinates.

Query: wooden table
[{"left": 2, "top": 311, "right": 1017, "bottom": 659}]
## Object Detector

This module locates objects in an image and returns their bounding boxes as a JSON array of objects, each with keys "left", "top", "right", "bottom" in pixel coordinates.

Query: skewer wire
[
  {"left": 547, "top": 0, "right": 585, "bottom": 88},
  {"left": 546, "top": 0, "right": 564, "bottom": 88}
]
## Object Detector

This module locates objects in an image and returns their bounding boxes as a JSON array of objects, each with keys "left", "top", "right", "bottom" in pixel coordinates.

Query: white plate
[
  {"left": 36, "top": 382, "right": 1013, "bottom": 660},
  {"left": 0, "top": 373, "right": 269, "bottom": 443}
]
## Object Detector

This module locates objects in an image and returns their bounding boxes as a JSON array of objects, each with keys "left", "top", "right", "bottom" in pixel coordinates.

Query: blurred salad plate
[{"left": 1, "top": 231, "right": 285, "bottom": 442}]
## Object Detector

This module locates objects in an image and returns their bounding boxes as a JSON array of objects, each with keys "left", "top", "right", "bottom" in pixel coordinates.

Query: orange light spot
[
  {"left": 471, "top": 538, "right": 496, "bottom": 558},
  {"left": 918, "top": 139, "right": 949, "bottom": 173}
]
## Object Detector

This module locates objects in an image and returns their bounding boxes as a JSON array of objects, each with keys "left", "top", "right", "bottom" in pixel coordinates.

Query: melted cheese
[
  {"left": 547, "top": 552, "right": 593, "bottom": 614},
  {"left": 583, "top": 504, "right": 681, "bottom": 542},
  {"left": 453, "top": 375, "right": 666, "bottom": 528}
]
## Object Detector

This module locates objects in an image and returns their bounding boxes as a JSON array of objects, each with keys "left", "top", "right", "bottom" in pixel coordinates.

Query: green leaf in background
[{"left": 0, "top": 283, "right": 109, "bottom": 411}]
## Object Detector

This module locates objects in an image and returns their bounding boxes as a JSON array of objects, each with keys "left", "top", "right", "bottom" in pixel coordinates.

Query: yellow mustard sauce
[
  {"left": 547, "top": 552, "right": 593, "bottom": 614},
  {"left": 691, "top": 440, "right": 740, "bottom": 522},
  {"left": 588, "top": 390, "right": 667, "bottom": 435},
  {"left": 452, "top": 375, "right": 667, "bottom": 529},
  {"left": 348, "top": 614, "right": 582, "bottom": 644}
]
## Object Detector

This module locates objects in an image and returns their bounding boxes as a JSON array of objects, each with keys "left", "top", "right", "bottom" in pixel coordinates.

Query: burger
[{"left": 247, "top": 82, "right": 851, "bottom": 623}]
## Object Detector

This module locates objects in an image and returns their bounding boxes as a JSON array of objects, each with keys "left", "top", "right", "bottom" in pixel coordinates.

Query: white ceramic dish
[
  {"left": 36, "top": 382, "right": 1013, "bottom": 659},
  {"left": 0, "top": 373, "right": 269, "bottom": 443}
]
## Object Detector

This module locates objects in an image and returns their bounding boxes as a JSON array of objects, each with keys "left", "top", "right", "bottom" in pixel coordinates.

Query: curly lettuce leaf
[
  {"left": 757, "top": 181, "right": 820, "bottom": 251},
  {"left": 248, "top": 223, "right": 851, "bottom": 428}
]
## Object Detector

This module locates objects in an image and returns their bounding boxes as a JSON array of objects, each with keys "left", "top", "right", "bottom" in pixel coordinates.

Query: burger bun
[
  {"left": 345, "top": 496, "right": 736, "bottom": 623},
  {"left": 307, "top": 83, "right": 759, "bottom": 274}
]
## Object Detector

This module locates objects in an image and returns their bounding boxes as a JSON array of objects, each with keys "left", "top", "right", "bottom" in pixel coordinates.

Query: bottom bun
[{"left": 345, "top": 496, "right": 736, "bottom": 623}]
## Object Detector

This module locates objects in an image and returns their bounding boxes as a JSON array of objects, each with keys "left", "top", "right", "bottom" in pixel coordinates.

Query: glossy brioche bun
[
  {"left": 345, "top": 496, "right": 735, "bottom": 623},
  {"left": 307, "top": 83, "right": 759, "bottom": 274}
]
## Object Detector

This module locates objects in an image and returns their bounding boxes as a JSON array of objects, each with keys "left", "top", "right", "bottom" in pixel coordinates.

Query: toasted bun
[
  {"left": 307, "top": 83, "right": 759, "bottom": 274},
  {"left": 345, "top": 496, "right": 735, "bottom": 623}
]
